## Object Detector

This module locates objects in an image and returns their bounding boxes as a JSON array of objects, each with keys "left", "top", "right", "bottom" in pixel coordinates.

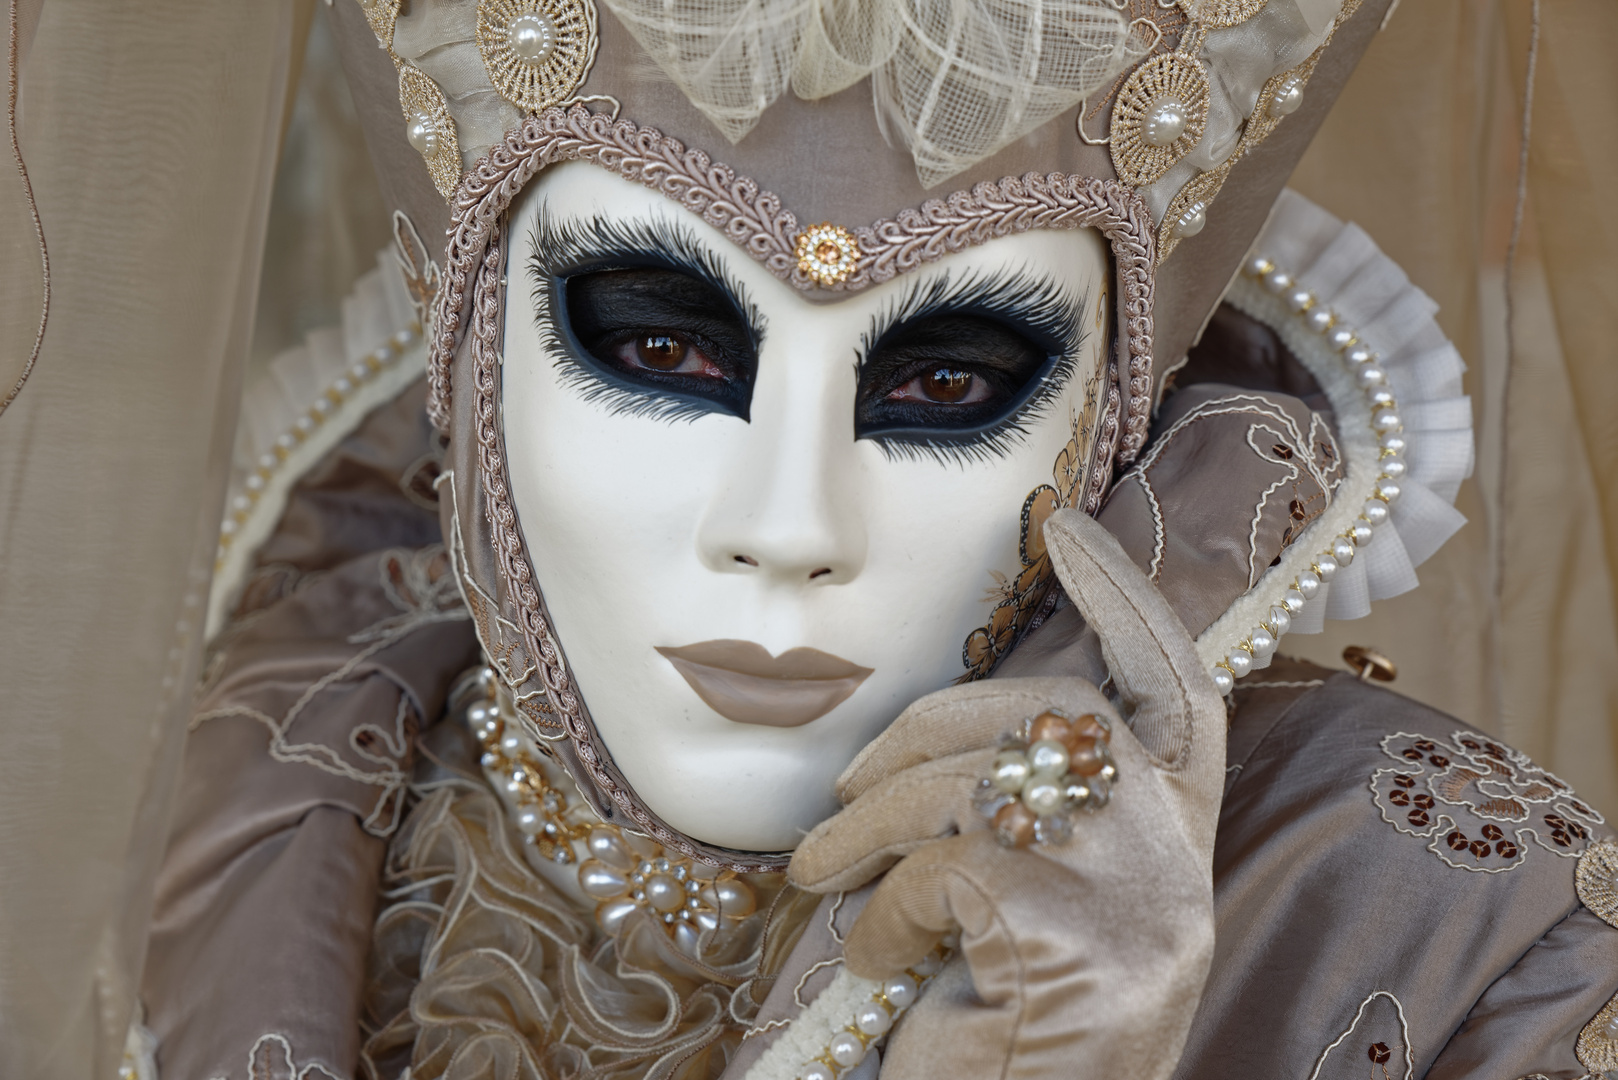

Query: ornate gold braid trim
[{"left": 428, "top": 104, "right": 1157, "bottom": 462}]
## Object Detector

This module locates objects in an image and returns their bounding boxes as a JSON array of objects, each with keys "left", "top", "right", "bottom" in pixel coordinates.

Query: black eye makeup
[
  {"left": 855, "top": 270, "right": 1090, "bottom": 465},
  {"left": 528, "top": 209, "right": 764, "bottom": 422},
  {"left": 526, "top": 208, "right": 1092, "bottom": 463}
]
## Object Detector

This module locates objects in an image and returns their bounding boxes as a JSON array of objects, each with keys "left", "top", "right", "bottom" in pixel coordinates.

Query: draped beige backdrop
[{"left": 0, "top": 2, "right": 1612, "bottom": 1077}]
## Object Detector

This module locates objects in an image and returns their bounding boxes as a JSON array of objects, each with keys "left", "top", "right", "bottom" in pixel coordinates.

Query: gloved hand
[{"left": 787, "top": 509, "right": 1227, "bottom": 1079}]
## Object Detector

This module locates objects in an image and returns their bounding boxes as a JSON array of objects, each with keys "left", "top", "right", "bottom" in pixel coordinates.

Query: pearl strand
[
  {"left": 1206, "top": 257, "right": 1409, "bottom": 697},
  {"left": 214, "top": 322, "right": 421, "bottom": 572},
  {"left": 794, "top": 945, "right": 951, "bottom": 1080}
]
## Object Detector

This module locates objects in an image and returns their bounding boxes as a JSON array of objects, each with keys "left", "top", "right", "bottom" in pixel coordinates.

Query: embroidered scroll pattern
[{"left": 1370, "top": 731, "right": 1604, "bottom": 873}]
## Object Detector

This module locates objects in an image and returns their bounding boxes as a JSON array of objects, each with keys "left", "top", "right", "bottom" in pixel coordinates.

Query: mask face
[{"left": 502, "top": 162, "right": 1111, "bottom": 851}]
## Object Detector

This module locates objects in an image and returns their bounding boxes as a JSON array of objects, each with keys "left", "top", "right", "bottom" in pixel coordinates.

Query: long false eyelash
[
  {"left": 525, "top": 207, "right": 765, "bottom": 423},
  {"left": 858, "top": 268, "right": 1091, "bottom": 466}
]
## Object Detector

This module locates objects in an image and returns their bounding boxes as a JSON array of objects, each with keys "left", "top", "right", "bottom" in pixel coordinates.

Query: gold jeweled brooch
[{"left": 795, "top": 223, "right": 860, "bottom": 287}]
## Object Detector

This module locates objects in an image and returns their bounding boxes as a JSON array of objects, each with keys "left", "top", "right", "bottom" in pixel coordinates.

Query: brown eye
[
  {"left": 922, "top": 367, "right": 973, "bottom": 403},
  {"left": 636, "top": 334, "right": 687, "bottom": 370}
]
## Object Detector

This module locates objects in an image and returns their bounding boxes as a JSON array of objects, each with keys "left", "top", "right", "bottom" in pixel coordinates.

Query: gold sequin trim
[
  {"left": 794, "top": 223, "right": 859, "bottom": 287},
  {"left": 398, "top": 63, "right": 463, "bottom": 199},
  {"left": 1110, "top": 53, "right": 1210, "bottom": 187},
  {"left": 476, "top": 0, "right": 599, "bottom": 113},
  {"left": 1178, "top": 0, "right": 1268, "bottom": 28},
  {"left": 1577, "top": 989, "right": 1618, "bottom": 1074},
  {"left": 1577, "top": 838, "right": 1618, "bottom": 929}
]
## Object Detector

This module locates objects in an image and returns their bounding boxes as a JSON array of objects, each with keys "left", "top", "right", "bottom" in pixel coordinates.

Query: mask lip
[{"left": 436, "top": 104, "right": 1156, "bottom": 870}]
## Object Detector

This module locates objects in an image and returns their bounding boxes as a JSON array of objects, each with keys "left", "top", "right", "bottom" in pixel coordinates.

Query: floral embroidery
[{"left": 1370, "top": 731, "right": 1604, "bottom": 873}]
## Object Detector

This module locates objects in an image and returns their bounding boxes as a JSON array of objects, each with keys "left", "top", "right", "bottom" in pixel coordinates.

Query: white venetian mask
[{"left": 501, "top": 162, "right": 1112, "bottom": 851}]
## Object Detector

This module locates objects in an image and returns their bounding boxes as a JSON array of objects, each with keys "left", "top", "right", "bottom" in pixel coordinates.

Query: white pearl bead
[
  {"left": 801, "top": 1063, "right": 836, "bottom": 1080},
  {"left": 991, "top": 750, "right": 1032, "bottom": 793},
  {"left": 1226, "top": 648, "right": 1253, "bottom": 678},
  {"left": 1328, "top": 327, "right": 1356, "bottom": 351},
  {"left": 884, "top": 974, "right": 918, "bottom": 1009},
  {"left": 645, "top": 873, "right": 685, "bottom": 913},
  {"left": 1245, "top": 256, "right": 1273, "bottom": 278},
  {"left": 1250, "top": 626, "right": 1277, "bottom": 657},
  {"left": 1287, "top": 287, "right": 1314, "bottom": 312},
  {"left": 1211, "top": 666, "right": 1234, "bottom": 696},
  {"left": 1269, "top": 78, "right": 1304, "bottom": 117},
  {"left": 406, "top": 111, "right": 440, "bottom": 157},
  {"left": 1367, "top": 388, "right": 1396, "bottom": 410},
  {"left": 855, "top": 1002, "right": 893, "bottom": 1037},
  {"left": 507, "top": 12, "right": 556, "bottom": 65},
  {"left": 1267, "top": 604, "right": 1292, "bottom": 636},
  {"left": 1379, "top": 433, "right": 1408, "bottom": 455},
  {"left": 1143, "top": 97, "right": 1188, "bottom": 146},
  {"left": 1306, "top": 307, "right": 1335, "bottom": 333},
  {"left": 1362, "top": 499, "right": 1389, "bottom": 527},
  {"left": 1380, "top": 456, "right": 1407, "bottom": 480},
  {"left": 1295, "top": 570, "right": 1321, "bottom": 599},
  {"left": 1331, "top": 536, "right": 1356, "bottom": 566},
  {"left": 1312, "top": 554, "right": 1338, "bottom": 582},
  {"left": 1376, "top": 478, "right": 1403, "bottom": 505},
  {"left": 515, "top": 808, "right": 543, "bottom": 834},
  {"left": 579, "top": 860, "right": 628, "bottom": 899},
  {"left": 1174, "top": 202, "right": 1206, "bottom": 239},
  {"left": 258, "top": 451, "right": 280, "bottom": 471},
  {"left": 588, "top": 827, "right": 634, "bottom": 869},
  {"left": 1347, "top": 345, "right": 1374, "bottom": 366},
  {"left": 1022, "top": 778, "right": 1066, "bottom": 816},
  {"left": 1264, "top": 269, "right": 1293, "bottom": 294},
  {"left": 1028, "top": 739, "right": 1070, "bottom": 777},
  {"left": 1372, "top": 408, "right": 1402, "bottom": 433},
  {"left": 1355, "top": 364, "right": 1387, "bottom": 389},
  {"left": 1283, "top": 588, "right": 1308, "bottom": 613},
  {"left": 245, "top": 472, "right": 266, "bottom": 493},
  {"left": 1351, "top": 520, "right": 1375, "bottom": 547}
]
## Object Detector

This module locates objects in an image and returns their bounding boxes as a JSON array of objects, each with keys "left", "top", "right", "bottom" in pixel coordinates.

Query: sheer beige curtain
[
  {"left": 0, "top": 2, "right": 310, "bottom": 1076},
  {"left": 1285, "top": 0, "right": 1618, "bottom": 819}
]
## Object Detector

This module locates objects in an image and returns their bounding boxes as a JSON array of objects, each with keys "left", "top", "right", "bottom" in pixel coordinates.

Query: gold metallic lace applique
[
  {"left": 476, "top": 0, "right": 599, "bottom": 113},
  {"left": 1110, "top": 53, "right": 1210, "bottom": 186},
  {"left": 1370, "top": 730, "right": 1604, "bottom": 873},
  {"left": 398, "top": 63, "right": 463, "bottom": 199},
  {"left": 1577, "top": 838, "right": 1618, "bottom": 929},
  {"left": 1577, "top": 988, "right": 1618, "bottom": 1075},
  {"left": 1178, "top": 0, "right": 1268, "bottom": 28},
  {"left": 358, "top": 0, "right": 400, "bottom": 50}
]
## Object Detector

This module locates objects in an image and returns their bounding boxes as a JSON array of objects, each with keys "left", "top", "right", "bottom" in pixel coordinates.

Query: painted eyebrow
[{"left": 525, "top": 203, "right": 767, "bottom": 345}]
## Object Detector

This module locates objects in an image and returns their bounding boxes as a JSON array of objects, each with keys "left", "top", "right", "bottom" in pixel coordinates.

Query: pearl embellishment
[
  {"left": 1269, "top": 76, "right": 1304, "bottom": 118},
  {"left": 1143, "top": 97, "right": 1189, "bottom": 146},
  {"left": 406, "top": 110, "right": 440, "bottom": 157},
  {"left": 1209, "top": 252, "right": 1415, "bottom": 696},
  {"left": 507, "top": 11, "right": 556, "bottom": 65},
  {"left": 1174, "top": 201, "right": 1207, "bottom": 239}
]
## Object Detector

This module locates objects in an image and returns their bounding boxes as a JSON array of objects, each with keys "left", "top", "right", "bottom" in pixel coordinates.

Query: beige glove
[{"left": 787, "top": 509, "right": 1226, "bottom": 1080}]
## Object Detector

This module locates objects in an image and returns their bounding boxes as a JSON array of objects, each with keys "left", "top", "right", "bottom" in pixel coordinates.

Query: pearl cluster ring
[{"left": 973, "top": 710, "right": 1117, "bottom": 848}]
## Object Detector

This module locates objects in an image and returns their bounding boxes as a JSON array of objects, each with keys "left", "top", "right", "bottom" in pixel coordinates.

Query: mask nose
[{"left": 696, "top": 365, "right": 867, "bottom": 586}]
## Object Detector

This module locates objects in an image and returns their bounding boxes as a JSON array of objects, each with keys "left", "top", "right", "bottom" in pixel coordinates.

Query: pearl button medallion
[{"left": 507, "top": 11, "right": 556, "bottom": 65}]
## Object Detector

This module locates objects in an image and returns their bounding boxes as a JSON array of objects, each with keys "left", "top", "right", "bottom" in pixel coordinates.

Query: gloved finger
[
  {"left": 1043, "top": 508, "right": 1224, "bottom": 778},
  {"left": 839, "top": 833, "right": 1007, "bottom": 980},
  {"left": 835, "top": 677, "right": 1116, "bottom": 804},
  {"left": 790, "top": 750, "right": 992, "bottom": 894}
]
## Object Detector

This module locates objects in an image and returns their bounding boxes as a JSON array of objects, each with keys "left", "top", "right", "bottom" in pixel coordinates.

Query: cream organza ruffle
[{"left": 361, "top": 726, "right": 813, "bottom": 1080}]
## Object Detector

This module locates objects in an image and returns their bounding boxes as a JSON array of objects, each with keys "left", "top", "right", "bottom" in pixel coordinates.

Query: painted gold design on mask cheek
[
  {"left": 960, "top": 289, "right": 1110, "bottom": 681},
  {"left": 500, "top": 163, "right": 1112, "bottom": 850}
]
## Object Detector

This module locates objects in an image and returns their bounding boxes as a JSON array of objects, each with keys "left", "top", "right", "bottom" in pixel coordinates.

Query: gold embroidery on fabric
[
  {"left": 1110, "top": 53, "right": 1210, "bottom": 186},
  {"left": 1178, "top": 0, "right": 1268, "bottom": 28},
  {"left": 357, "top": 0, "right": 401, "bottom": 51},
  {"left": 960, "top": 349, "right": 1106, "bottom": 681},
  {"left": 476, "top": 0, "right": 599, "bottom": 113},
  {"left": 1576, "top": 839, "right": 1618, "bottom": 929},
  {"left": 398, "top": 62, "right": 463, "bottom": 199},
  {"left": 1370, "top": 731, "right": 1604, "bottom": 873},
  {"left": 1576, "top": 989, "right": 1618, "bottom": 1074},
  {"left": 1077, "top": 0, "right": 1189, "bottom": 143},
  {"left": 1156, "top": 0, "right": 1366, "bottom": 262}
]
